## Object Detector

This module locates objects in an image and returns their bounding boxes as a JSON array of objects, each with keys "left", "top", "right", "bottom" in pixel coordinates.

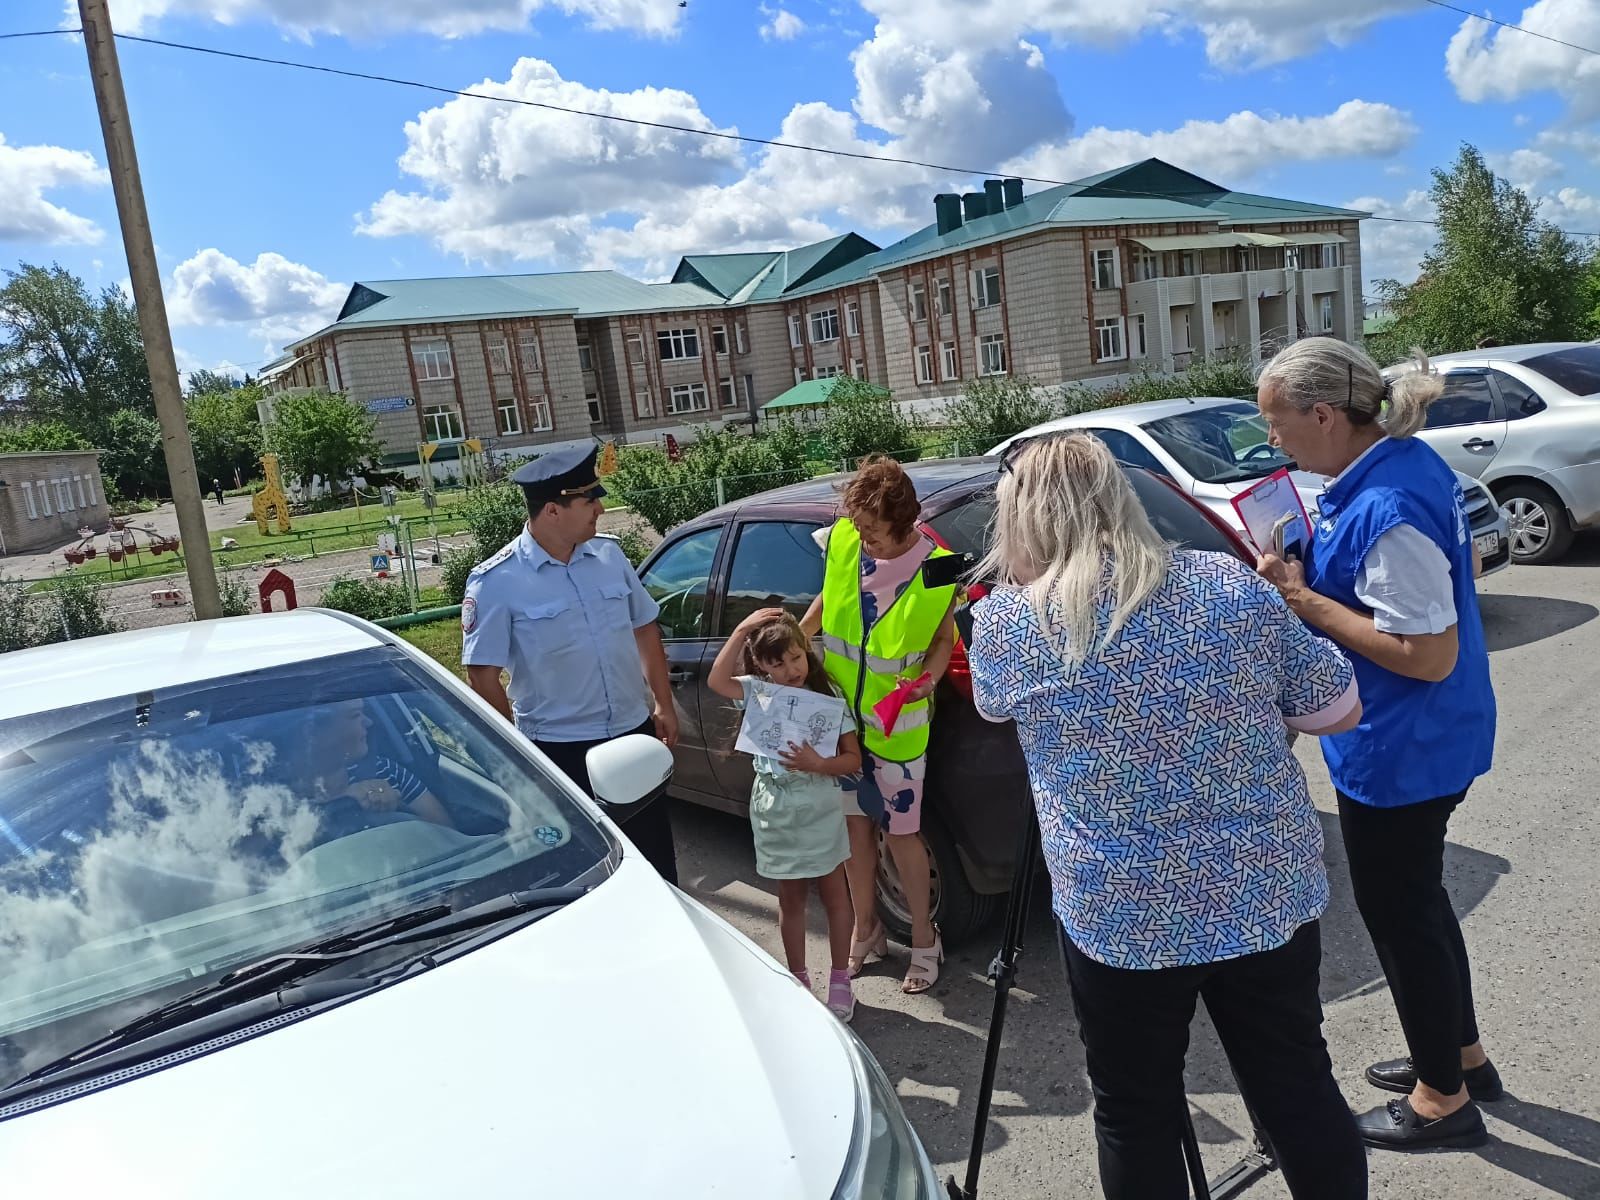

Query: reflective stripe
[
  {"left": 862, "top": 704, "right": 932, "bottom": 734},
  {"left": 821, "top": 634, "right": 923, "bottom": 676}
]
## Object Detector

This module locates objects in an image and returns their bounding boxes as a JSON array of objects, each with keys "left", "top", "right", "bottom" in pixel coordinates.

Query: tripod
[{"left": 944, "top": 796, "right": 1277, "bottom": 1200}]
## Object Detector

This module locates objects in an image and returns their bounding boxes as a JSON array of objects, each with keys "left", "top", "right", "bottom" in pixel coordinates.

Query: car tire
[
  {"left": 1497, "top": 482, "right": 1574, "bottom": 564},
  {"left": 875, "top": 805, "right": 995, "bottom": 948}
]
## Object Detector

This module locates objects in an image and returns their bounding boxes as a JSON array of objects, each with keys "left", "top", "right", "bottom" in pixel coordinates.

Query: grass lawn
[
  {"left": 397, "top": 617, "right": 466, "bottom": 678},
  {"left": 214, "top": 491, "right": 471, "bottom": 552}
]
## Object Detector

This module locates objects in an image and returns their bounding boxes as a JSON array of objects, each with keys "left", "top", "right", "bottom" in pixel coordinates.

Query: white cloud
[
  {"left": 1487, "top": 147, "right": 1563, "bottom": 192},
  {"left": 167, "top": 249, "right": 346, "bottom": 344},
  {"left": 1446, "top": 0, "right": 1600, "bottom": 118},
  {"left": 1349, "top": 190, "right": 1436, "bottom": 290},
  {"left": 101, "top": 0, "right": 681, "bottom": 38},
  {"left": 1008, "top": 101, "right": 1416, "bottom": 186},
  {"left": 759, "top": 6, "right": 806, "bottom": 40},
  {"left": 1542, "top": 186, "right": 1600, "bottom": 227},
  {"left": 1538, "top": 128, "right": 1600, "bottom": 165},
  {"left": 0, "top": 133, "right": 107, "bottom": 245}
]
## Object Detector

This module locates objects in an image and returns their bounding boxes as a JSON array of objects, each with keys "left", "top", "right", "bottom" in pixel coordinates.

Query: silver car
[
  {"left": 1378, "top": 342, "right": 1600, "bottom": 563},
  {"left": 989, "top": 396, "right": 1512, "bottom": 577}
]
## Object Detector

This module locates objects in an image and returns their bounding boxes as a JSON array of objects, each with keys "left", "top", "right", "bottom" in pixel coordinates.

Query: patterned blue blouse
[{"left": 970, "top": 550, "right": 1354, "bottom": 970}]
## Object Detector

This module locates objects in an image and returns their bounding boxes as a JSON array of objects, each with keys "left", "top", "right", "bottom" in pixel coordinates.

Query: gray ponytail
[{"left": 1258, "top": 336, "right": 1439, "bottom": 440}]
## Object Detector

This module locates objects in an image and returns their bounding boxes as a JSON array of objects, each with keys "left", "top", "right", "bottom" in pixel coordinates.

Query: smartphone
[
  {"left": 1271, "top": 513, "right": 1304, "bottom": 560},
  {"left": 920, "top": 553, "right": 972, "bottom": 589}
]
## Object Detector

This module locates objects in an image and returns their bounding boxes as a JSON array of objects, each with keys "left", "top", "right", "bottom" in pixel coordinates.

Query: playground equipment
[
  {"left": 66, "top": 519, "right": 177, "bottom": 568},
  {"left": 252, "top": 453, "right": 292, "bottom": 535},
  {"left": 418, "top": 438, "right": 484, "bottom": 491}
]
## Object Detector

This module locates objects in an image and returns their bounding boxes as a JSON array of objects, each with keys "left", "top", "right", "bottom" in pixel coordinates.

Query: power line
[
  {"left": 1418, "top": 0, "right": 1600, "bottom": 57},
  {"left": 7, "top": 23, "right": 1600, "bottom": 238}
]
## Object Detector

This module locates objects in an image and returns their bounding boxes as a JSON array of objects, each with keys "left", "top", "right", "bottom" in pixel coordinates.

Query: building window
[
  {"left": 915, "top": 345, "right": 933, "bottom": 384},
  {"left": 1163, "top": 251, "right": 1196, "bottom": 278},
  {"left": 495, "top": 398, "right": 522, "bottom": 436},
  {"left": 719, "top": 377, "right": 738, "bottom": 408},
  {"left": 1095, "top": 317, "right": 1126, "bottom": 362},
  {"left": 21, "top": 481, "right": 37, "bottom": 519},
  {"left": 809, "top": 307, "right": 840, "bottom": 343},
  {"left": 936, "top": 278, "right": 953, "bottom": 317},
  {"left": 793, "top": 367, "right": 806, "bottom": 385},
  {"left": 1174, "top": 308, "right": 1193, "bottom": 352},
  {"left": 424, "top": 404, "right": 464, "bottom": 442},
  {"left": 1284, "top": 246, "right": 1301, "bottom": 271},
  {"left": 972, "top": 267, "right": 1001, "bottom": 308},
  {"left": 656, "top": 328, "right": 699, "bottom": 361},
  {"left": 713, "top": 325, "right": 729, "bottom": 356},
  {"left": 578, "top": 343, "right": 595, "bottom": 372},
  {"left": 743, "top": 375, "right": 755, "bottom": 406},
  {"left": 488, "top": 335, "right": 512, "bottom": 375},
  {"left": 851, "top": 358, "right": 865, "bottom": 379},
  {"left": 978, "top": 334, "right": 1007, "bottom": 376},
  {"left": 909, "top": 281, "right": 927, "bottom": 321},
  {"left": 529, "top": 397, "right": 553, "bottom": 431},
  {"left": 1092, "top": 248, "right": 1121, "bottom": 290},
  {"left": 816, "top": 364, "right": 843, "bottom": 379},
  {"left": 845, "top": 302, "right": 860, "bottom": 336},
  {"left": 586, "top": 393, "right": 602, "bottom": 423},
  {"left": 1319, "top": 294, "right": 1335, "bottom": 333},
  {"left": 634, "top": 390, "right": 654, "bottom": 419},
  {"left": 940, "top": 341, "right": 959, "bottom": 381},
  {"left": 1132, "top": 314, "right": 1148, "bottom": 359},
  {"left": 667, "top": 383, "right": 710, "bottom": 415},
  {"left": 788, "top": 315, "right": 803, "bottom": 348},
  {"left": 627, "top": 334, "right": 646, "bottom": 365},
  {"left": 518, "top": 331, "right": 541, "bottom": 373},
  {"left": 1133, "top": 250, "right": 1160, "bottom": 282},
  {"left": 413, "top": 339, "right": 453, "bottom": 381},
  {"left": 735, "top": 324, "right": 748, "bottom": 354}
]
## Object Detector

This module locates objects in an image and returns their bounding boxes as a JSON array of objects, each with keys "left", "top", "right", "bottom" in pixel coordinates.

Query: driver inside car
[{"left": 289, "top": 700, "right": 455, "bottom": 841}]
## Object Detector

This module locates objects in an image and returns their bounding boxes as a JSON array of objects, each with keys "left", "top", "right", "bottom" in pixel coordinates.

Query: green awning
[{"left": 761, "top": 377, "right": 889, "bottom": 411}]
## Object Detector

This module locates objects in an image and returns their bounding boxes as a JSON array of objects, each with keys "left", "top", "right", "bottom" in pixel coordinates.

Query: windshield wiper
[{"left": 0, "top": 885, "right": 589, "bottom": 1102}]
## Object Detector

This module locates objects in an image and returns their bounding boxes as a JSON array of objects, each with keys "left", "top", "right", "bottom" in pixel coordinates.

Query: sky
[{"left": 2, "top": 0, "right": 1599, "bottom": 379}]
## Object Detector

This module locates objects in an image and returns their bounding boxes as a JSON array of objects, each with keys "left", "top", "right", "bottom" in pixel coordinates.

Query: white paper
[
  {"left": 1232, "top": 471, "right": 1311, "bottom": 557},
  {"left": 735, "top": 680, "right": 845, "bottom": 761}
]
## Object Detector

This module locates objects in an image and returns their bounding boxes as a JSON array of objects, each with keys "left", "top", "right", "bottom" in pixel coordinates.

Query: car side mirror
[{"left": 585, "top": 734, "right": 673, "bottom": 810}]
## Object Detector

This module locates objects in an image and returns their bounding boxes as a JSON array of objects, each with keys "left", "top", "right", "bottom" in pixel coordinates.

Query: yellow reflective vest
[{"left": 819, "top": 518, "right": 957, "bottom": 762}]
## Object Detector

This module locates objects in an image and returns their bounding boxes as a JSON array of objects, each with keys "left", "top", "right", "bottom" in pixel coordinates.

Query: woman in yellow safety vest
[{"left": 800, "top": 455, "right": 961, "bottom": 994}]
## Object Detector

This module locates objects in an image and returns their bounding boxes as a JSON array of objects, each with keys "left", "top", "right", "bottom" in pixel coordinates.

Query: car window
[
  {"left": 0, "top": 647, "right": 613, "bottom": 1095},
  {"left": 639, "top": 526, "right": 721, "bottom": 640},
  {"left": 1426, "top": 374, "right": 1498, "bottom": 428},
  {"left": 1491, "top": 371, "right": 1548, "bottom": 420},
  {"left": 1081, "top": 428, "right": 1171, "bottom": 476},
  {"left": 1141, "top": 404, "right": 1294, "bottom": 483},
  {"left": 719, "top": 521, "right": 824, "bottom": 634},
  {"left": 1524, "top": 345, "right": 1600, "bottom": 396}
]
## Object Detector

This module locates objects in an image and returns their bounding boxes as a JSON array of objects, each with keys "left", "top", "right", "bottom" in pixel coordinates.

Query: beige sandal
[
  {"left": 847, "top": 921, "right": 889, "bottom": 978},
  {"left": 902, "top": 926, "right": 943, "bottom": 994}
]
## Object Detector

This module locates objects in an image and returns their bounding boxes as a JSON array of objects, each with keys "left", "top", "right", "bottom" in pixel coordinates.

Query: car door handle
[
  {"left": 668, "top": 669, "right": 696, "bottom": 684},
  {"left": 1463, "top": 438, "right": 1496, "bottom": 450}
]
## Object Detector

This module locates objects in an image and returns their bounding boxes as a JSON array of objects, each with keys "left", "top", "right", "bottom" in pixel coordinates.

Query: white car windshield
[
  {"left": 1142, "top": 403, "right": 1295, "bottom": 484},
  {"left": 0, "top": 646, "right": 613, "bottom": 1092}
]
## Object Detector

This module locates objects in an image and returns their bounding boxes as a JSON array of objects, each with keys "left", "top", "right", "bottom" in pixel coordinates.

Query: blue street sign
[
  {"left": 364, "top": 396, "right": 414, "bottom": 414},
  {"left": 370, "top": 553, "right": 391, "bottom": 574}
]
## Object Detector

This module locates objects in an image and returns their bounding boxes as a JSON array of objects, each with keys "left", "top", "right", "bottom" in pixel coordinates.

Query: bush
[
  {"left": 611, "top": 521, "right": 654, "bottom": 567},
  {"left": 459, "top": 482, "right": 528, "bottom": 557},
  {"left": 608, "top": 423, "right": 810, "bottom": 535},
  {"left": 320, "top": 575, "right": 413, "bottom": 622},
  {"left": 218, "top": 571, "right": 255, "bottom": 617},
  {"left": 939, "top": 376, "right": 1060, "bottom": 455},
  {"left": 0, "top": 577, "right": 41, "bottom": 653},
  {"left": 816, "top": 378, "right": 919, "bottom": 468},
  {"left": 441, "top": 546, "right": 477, "bottom": 605},
  {"left": 1059, "top": 353, "right": 1259, "bottom": 417},
  {"left": 33, "top": 571, "right": 122, "bottom": 644}
]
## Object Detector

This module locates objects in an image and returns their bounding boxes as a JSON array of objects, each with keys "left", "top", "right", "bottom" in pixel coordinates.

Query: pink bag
[{"left": 872, "top": 672, "right": 933, "bottom": 736}]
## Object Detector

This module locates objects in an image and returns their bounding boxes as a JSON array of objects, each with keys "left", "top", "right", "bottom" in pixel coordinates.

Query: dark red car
[{"left": 635, "top": 457, "right": 1252, "bottom": 944}]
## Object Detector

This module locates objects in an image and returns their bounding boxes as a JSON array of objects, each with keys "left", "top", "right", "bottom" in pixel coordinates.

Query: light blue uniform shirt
[{"left": 462, "top": 529, "right": 661, "bottom": 742}]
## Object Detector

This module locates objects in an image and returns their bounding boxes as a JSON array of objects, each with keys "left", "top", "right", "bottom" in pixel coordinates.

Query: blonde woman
[
  {"left": 1255, "top": 337, "right": 1499, "bottom": 1152},
  {"left": 968, "top": 434, "right": 1366, "bottom": 1200}
]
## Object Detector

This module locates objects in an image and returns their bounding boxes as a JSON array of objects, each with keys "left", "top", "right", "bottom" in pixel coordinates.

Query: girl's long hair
[
  {"left": 975, "top": 432, "right": 1171, "bottom": 667},
  {"left": 744, "top": 612, "right": 834, "bottom": 695}
]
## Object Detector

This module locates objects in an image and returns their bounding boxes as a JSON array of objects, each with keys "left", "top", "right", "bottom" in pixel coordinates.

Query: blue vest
[{"left": 1306, "top": 437, "right": 1496, "bottom": 808}]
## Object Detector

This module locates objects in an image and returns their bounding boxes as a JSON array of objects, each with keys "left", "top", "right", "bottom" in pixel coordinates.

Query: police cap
[{"left": 511, "top": 444, "right": 607, "bottom": 510}]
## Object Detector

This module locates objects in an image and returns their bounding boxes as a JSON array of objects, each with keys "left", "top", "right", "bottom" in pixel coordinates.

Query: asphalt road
[{"left": 675, "top": 536, "right": 1600, "bottom": 1200}]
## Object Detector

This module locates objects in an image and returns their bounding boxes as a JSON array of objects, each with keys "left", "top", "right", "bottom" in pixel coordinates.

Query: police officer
[{"left": 462, "top": 444, "right": 680, "bottom": 883}]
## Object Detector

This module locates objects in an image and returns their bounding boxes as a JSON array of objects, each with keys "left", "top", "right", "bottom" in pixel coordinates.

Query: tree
[
  {"left": 0, "top": 263, "right": 153, "bottom": 444},
  {"left": 100, "top": 408, "right": 167, "bottom": 498},
  {"left": 184, "top": 368, "right": 241, "bottom": 398},
  {"left": 1373, "top": 145, "right": 1595, "bottom": 361},
  {"left": 262, "top": 389, "right": 381, "bottom": 488},
  {"left": 0, "top": 419, "right": 90, "bottom": 453},
  {"left": 187, "top": 382, "right": 263, "bottom": 484}
]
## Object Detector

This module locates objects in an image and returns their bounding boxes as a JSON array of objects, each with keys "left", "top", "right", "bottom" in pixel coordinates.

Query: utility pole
[{"left": 78, "top": 0, "right": 221, "bottom": 619}]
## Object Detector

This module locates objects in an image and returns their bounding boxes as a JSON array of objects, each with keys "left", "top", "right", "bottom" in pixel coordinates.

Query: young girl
[{"left": 709, "top": 607, "right": 862, "bottom": 1020}]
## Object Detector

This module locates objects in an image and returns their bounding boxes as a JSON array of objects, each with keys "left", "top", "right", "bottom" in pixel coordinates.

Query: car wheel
[
  {"left": 875, "top": 805, "right": 994, "bottom": 947},
  {"left": 1498, "top": 483, "right": 1574, "bottom": 564}
]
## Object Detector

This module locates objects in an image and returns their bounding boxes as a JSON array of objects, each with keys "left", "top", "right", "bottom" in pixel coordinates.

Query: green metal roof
[
  {"left": 761, "top": 377, "right": 888, "bottom": 411},
  {"left": 671, "top": 253, "right": 781, "bottom": 298},
  {"left": 743, "top": 234, "right": 881, "bottom": 302}
]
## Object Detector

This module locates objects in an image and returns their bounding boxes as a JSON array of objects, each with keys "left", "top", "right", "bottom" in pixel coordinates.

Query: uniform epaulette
[{"left": 467, "top": 541, "right": 518, "bottom": 577}]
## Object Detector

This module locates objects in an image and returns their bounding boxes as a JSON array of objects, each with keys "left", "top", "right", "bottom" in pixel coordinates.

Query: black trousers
[
  {"left": 535, "top": 718, "right": 679, "bottom": 886},
  {"left": 1062, "top": 921, "right": 1366, "bottom": 1200},
  {"left": 1337, "top": 789, "right": 1479, "bottom": 1094}
]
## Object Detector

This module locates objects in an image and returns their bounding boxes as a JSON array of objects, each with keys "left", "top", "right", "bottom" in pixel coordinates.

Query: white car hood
[
  {"left": 0, "top": 858, "right": 857, "bottom": 1199},
  {"left": 1213, "top": 468, "right": 1328, "bottom": 506}
]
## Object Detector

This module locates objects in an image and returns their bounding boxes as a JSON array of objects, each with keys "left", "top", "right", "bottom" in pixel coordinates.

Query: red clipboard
[{"left": 1229, "top": 468, "right": 1313, "bottom": 557}]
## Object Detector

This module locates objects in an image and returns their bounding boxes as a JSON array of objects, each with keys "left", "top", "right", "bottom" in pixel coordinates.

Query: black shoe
[
  {"left": 1366, "top": 1056, "right": 1504, "bottom": 1102},
  {"left": 1356, "top": 1097, "right": 1488, "bottom": 1150}
]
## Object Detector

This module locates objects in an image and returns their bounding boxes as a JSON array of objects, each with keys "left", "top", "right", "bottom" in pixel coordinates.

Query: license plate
[{"left": 1473, "top": 532, "right": 1500, "bottom": 558}]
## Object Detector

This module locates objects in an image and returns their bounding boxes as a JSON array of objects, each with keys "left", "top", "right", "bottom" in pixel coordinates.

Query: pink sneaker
[
  {"left": 827, "top": 969, "right": 856, "bottom": 1021},
  {"left": 793, "top": 968, "right": 811, "bottom": 990}
]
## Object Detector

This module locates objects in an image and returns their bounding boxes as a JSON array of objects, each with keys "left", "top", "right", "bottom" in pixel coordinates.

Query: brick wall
[{"left": 0, "top": 451, "right": 110, "bottom": 555}]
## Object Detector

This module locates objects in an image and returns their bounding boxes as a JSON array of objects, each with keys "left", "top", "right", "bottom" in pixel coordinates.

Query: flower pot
[
  {"left": 108, "top": 549, "right": 124, "bottom": 563},
  {"left": 64, "top": 550, "right": 84, "bottom": 565},
  {"left": 83, "top": 547, "right": 97, "bottom": 559}
]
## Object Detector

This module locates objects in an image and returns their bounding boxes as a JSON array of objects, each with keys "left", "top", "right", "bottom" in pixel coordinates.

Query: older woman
[
  {"left": 800, "top": 455, "right": 960, "bottom": 994},
  {"left": 968, "top": 433, "right": 1366, "bottom": 1200},
  {"left": 1255, "top": 337, "right": 1499, "bottom": 1152}
]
